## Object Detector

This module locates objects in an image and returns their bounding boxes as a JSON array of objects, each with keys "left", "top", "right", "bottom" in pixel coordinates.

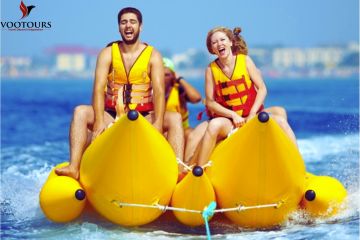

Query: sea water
[{"left": 1, "top": 78, "right": 359, "bottom": 239}]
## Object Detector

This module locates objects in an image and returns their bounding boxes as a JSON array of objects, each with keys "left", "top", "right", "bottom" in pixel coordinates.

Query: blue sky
[{"left": 1, "top": 0, "right": 359, "bottom": 56}]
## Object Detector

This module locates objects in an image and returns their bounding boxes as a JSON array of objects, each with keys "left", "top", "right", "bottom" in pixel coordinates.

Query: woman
[
  {"left": 163, "top": 57, "right": 202, "bottom": 138},
  {"left": 196, "top": 27, "right": 297, "bottom": 167}
]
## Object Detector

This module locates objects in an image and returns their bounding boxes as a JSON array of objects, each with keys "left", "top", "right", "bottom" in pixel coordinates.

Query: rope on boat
[
  {"left": 176, "top": 158, "right": 213, "bottom": 171},
  {"left": 176, "top": 158, "right": 192, "bottom": 172},
  {"left": 214, "top": 202, "right": 281, "bottom": 213},
  {"left": 202, "top": 201, "right": 216, "bottom": 240},
  {"left": 111, "top": 199, "right": 282, "bottom": 240},
  {"left": 111, "top": 199, "right": 282, "bottom": 214},
  {"left": 201, "top": 161, "right": 212, "bottom": 170},
  {"left": 111, "top": 200, "right": 203, "bottom": 213}
]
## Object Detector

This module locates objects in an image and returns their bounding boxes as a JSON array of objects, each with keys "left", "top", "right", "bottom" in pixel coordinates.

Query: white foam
[{"left": 298, "top": 134, "right": 359, "bottom": 163}]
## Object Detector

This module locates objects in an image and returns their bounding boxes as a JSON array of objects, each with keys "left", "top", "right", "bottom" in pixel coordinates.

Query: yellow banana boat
[
  {"left": 171, "top": 166, "right": 216, "bottom": 226},
  {"left": 80, "top": 111, "right": 178, "bottom": 226},
  {"left": 39, "top": 111, "right": 347, "bottom": 229},
  {"left": 206, "top": 112, "right": 306, "bottom": 228},
  {"left": 39, "top": 162, "right": 86, "bottom": 222},
  {"left": 300, "top": 172, "right": 347, "bottom": 217}
]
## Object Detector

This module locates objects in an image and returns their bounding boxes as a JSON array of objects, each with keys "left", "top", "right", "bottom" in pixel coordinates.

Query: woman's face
[
  {"left": 210, "top": 31, "right": 232, "bottom": 58},
  {"left": 164, "top": 68, "right": 175, "bottom": 87}
]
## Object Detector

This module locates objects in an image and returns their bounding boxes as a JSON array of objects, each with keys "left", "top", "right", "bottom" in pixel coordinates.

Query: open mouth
[
  {"left": 124, "top": 29, "right": 134, "bottom": 38},
  {"left": 218, "top": 48, "right": 226, "bottom": 55}
]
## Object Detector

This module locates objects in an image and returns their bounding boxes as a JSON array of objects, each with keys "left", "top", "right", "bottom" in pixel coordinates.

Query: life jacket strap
[
  {"left": 214, "top": 76, "right": 247, "bottom": 92},
  {"left": 105, "top": 81, "right": 153, "bottom": 111},
  {"left": 108, "top": 82, "right": 151, "bottom": 92},
  {"left": 221, "top": 91, "right": 249, "bottom": 101}
]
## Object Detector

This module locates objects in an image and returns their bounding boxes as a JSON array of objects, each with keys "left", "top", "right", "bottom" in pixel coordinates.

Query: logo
[
  {"left": 20, "top": 1, "right": 35, "bottom": 19},
  {"left": 1, "top": 1, "right": 52, "bottom": 31}
]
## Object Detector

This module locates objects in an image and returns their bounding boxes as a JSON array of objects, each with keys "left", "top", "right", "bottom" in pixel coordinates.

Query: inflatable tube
[
  {"left": 39, "top": 111, "right": 348, "bottom": 229},
  {"left": 39, "top": 162, "right": 86, "bottom": 222},
  {"left": 79, "top": 111, "right": 178, "bottom": 226},
  {"left": 171, "top": 166, "right": 216, "bottom": 226},
  {"left": 301, "top": 174, "right": 347, "bottom": 217},
  {"left": 206, "top": 113, "right": 306, "bottom": 228}
]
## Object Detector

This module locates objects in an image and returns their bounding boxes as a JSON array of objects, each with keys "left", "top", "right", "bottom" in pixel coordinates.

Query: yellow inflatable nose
[
  {"left": 39, "top": 162, "right": 86, "bottom": 222},
  {"left": 171, "top": 166, "right": 216, "bottom": 226},
  {"left": 301, "top": 175, "right": 347, "bottom": 217}
]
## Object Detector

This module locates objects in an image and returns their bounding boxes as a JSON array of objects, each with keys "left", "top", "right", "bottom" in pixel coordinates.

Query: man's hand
[{"left": 91, "top": 121, "right": 107, "bottom": 141}]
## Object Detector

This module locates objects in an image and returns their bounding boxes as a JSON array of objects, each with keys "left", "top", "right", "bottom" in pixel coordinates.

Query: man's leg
[{"left": 55, "top": 105, "right": 114, "bottom": 179}]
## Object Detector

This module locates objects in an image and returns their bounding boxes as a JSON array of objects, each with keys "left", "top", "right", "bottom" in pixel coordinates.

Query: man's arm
[
  {"left": 91, "top": 47, "right": 112, "bottom": 140},
  {"left": 149, "top": 49, "right": 165, "bottom": 133}
]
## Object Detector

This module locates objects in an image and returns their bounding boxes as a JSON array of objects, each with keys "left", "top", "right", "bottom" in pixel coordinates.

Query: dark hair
[
  {"left": 118, "top": 7, "right": 142, "bottom": 24},
  {"left": 206, "top": 26, "right": 248, "bottom": 55},
  {"left": 232, "top": 27, "right": 248, "bottom": 55}
]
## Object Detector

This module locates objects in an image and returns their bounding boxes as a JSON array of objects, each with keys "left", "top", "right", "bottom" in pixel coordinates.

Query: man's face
[{"left": 119, "top": 13, "right": 141, "bottom": 44}]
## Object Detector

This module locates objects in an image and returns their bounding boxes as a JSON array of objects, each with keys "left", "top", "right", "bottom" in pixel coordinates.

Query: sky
[{"left": 1, "top": 0, "right": 359, "bottom": 56}]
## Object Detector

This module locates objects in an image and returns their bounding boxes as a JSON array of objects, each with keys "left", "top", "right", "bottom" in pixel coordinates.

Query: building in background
[{"left": 46, "top": 45, "right": 99, "bottom": 78}]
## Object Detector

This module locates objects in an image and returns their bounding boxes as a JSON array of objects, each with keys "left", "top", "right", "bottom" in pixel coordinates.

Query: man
[{"left": 56, "top": 7, "right": 184, "bottom": 179}]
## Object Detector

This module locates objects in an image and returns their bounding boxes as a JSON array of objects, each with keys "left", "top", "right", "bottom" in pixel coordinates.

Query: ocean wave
[
  {"left": 1, "top": 133, "right": 358, "bottom": 239},
  {"left": 299, "top": 134, "right": 359, "bottom": 162},
  {"left": 287, "top": 111, "right": 359, "bottom": 136}
]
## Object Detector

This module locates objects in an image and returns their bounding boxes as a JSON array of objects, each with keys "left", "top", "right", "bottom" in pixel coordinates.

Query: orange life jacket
[
  {"left": 210, "top": 54, "right": 263, "bottom": 117},
  {"left": 105, "top": 42, "right": 153, "bottom": 115}
]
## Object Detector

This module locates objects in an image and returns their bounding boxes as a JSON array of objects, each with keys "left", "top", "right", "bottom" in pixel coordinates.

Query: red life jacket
[{"left": 211, "top": 54, "right": 263, "bottom": 117}]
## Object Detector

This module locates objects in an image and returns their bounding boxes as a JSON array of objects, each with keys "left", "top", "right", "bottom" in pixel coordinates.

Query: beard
[{"left": 120, "top": 30, "right": 140, "bottom": 45}]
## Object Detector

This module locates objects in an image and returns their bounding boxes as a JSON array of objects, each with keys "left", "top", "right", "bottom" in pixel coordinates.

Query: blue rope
[{"left": 202, "top": 201, "right": 217, "bottom": 240}]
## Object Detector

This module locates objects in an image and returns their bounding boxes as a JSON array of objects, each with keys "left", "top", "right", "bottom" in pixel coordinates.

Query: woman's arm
[
  {"left": 246, "top": 55, "right": 267, "bottom": 120},
  {"left": 176, "top": 76, "right": 202, "bottom": 103}
]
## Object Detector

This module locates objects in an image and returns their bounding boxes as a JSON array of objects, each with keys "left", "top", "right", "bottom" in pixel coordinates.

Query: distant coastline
[
  {"left": 1, "top": 42, "right": 358, "bottom": 81},
  {"left": 1, "top": 74, "right": 358, "bottom": 82}
]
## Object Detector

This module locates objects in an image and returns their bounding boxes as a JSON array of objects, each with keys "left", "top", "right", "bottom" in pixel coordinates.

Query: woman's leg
[
  {"left": 265, "top": 106, "right": 298, "bottom": 147},
  {"left": 197, "top": 117, "right": 233, "bottom": 166},
  {"left": 184, "top": 121, "right": 209, "bottom": 166},
  {"left": 163, "top": 111, "right": 185, "bottom": 162}
]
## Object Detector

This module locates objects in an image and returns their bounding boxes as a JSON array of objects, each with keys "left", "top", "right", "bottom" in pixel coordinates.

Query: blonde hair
[{"left": 206, "top": 26, "right": 248, "bottom": 55}]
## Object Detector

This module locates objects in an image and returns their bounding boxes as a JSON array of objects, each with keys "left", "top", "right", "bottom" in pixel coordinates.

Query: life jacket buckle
[
  {"left": 223, "top": 94, "right": 230, "bottom": 101},
  {"left": 123, "top": 95, "right": 132, "bottom": 104},
  {"left": 220, "top": 82, "right": 228, "bottom": 88},
  {"left": 124, "top": 84, "right": 132, "bottom": 91}
]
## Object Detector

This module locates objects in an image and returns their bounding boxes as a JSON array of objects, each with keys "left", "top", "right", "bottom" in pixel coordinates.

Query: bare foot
[{"left": 55, "top": 165, "right": 79, "bottom": 180}]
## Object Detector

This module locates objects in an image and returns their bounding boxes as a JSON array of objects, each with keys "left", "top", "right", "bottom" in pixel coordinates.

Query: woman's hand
[
  {"left": 246, "top": 112, "right": 257, "bottom": 123},
  {"left": 231, "top": 112, "right": 245, "bottom": 128}
]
